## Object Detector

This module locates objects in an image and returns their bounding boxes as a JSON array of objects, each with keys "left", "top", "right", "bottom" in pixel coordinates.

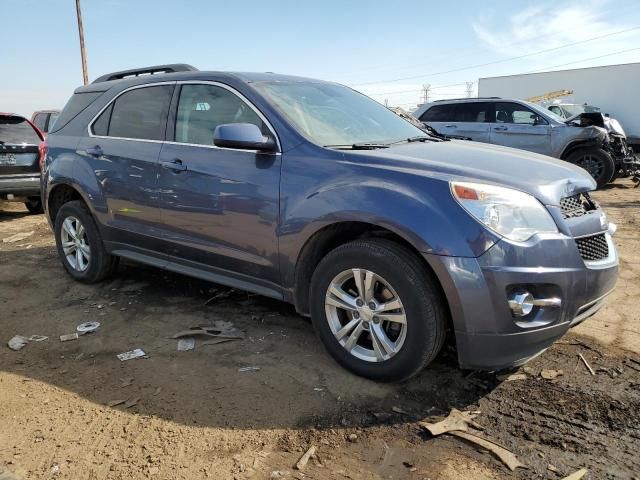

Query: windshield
[
  {"left": 253, "top": 81, "right": 426, "bottom": 146},
  {"left": 0, "top": 116, "right": 41, "bottom": 144}
]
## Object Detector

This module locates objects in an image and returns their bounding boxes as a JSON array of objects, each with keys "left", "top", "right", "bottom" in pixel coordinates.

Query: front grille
[
  {"left": 575, "top": 233, "right": 609, "bottom": 261},
  {"left": 560, "top": 192, "right": 599, "bottom": 219}
]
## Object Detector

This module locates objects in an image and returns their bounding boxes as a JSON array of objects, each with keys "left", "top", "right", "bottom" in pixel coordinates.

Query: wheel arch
[
  {"left": 560, "top": 139, "right": 602, "bottom": 160},
  {"left": 292, "top": 221, "right": 451, "bottom": 326},
  {"left": 47, "top": 183, "right": 91, "bottom": 225}
]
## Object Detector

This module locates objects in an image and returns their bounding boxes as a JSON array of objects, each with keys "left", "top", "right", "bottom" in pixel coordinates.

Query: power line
[
  {"left": 343, "top": 6, "right": 640, "bottom": 80},
  {"left": 352, "top": 25, "right": 640, "bottom": 86},
  {"left": 363, "top": 82, "right": 471, "bottom": 96}
]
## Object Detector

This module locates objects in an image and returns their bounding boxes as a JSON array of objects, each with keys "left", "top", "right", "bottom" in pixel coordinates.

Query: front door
[
  {"left": 78, "top": 84, "right": 174, "bottom": 255},
  {"left": 490, "top": 102, "right": 552, "bottom": 156},
  {"left": 157, "top": 83, "right": 281, "bottom": 292}
]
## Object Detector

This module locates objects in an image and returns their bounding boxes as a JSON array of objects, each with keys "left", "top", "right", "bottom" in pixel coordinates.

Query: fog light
[{"left": 508, "top": 291, "right": 561, "bottom": 317}]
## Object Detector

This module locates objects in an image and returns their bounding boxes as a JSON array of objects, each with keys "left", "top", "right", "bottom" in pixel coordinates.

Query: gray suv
[
  {"left": 414, "top": 98, "right": 638, "bottom": 188},
  {"left": 43, "top": 65, "right": 618, "bottom": 381}
]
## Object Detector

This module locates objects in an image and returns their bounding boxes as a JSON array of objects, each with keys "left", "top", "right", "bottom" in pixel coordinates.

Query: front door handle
[
  {"left": 493, "top": 126, "right": 508, "bottom": 131},
  {"left": 86, "top": 146, "right": 103, "bottom": 157},
  {"left": 160, "top": 158, "right": 187, "bottom": 172},
  {"left": 444, "top": 124, "right": 458, "bottom": 128}
]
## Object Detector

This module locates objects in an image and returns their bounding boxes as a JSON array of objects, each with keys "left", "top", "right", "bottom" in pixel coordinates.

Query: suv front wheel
[
  {"left": 310, "top": 239, "right": 446, "bottom": 382},
  {"left": 566, "top": 147, "right": 615, "bottom": 188},
  {"left": 54, "top": 200, "right": 118, "bottom": 283}
]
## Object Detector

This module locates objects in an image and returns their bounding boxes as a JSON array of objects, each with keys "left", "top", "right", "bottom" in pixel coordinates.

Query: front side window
[
  {"left": 92, "top": 85, "right": 173, "bottom": 140},
  {"left": 174, "top": 84, "right": 265, "bottom": 146},
  {"left": 495, "top": 102, "right": 547, "bottom": 125},
  {"left": 254, "top": 81, "right": 425, "bottom": 146}
]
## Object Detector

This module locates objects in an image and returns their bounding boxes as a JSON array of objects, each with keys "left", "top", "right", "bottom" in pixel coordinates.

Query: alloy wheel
[
  {"left": 576, "top": 153, "right": 604, "bottom": 179},
  {"left": 324, "top": 268, "right": 407, "bottom": 362},
  {"left": 60, "top": 216, "right": 91, "bottom": 272}
]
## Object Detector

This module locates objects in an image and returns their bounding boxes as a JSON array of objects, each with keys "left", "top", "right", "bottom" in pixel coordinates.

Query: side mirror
[{"left": 213, "top": 123, "right": 276, "bottom": 152}]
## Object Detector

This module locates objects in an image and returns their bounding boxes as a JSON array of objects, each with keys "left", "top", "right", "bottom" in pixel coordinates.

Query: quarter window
[
  {"left": 174, "top": 84, "right": 265, "bottom": 146},
  {"left": 92, "top": 85, "right": 173, "bottom": 140}
]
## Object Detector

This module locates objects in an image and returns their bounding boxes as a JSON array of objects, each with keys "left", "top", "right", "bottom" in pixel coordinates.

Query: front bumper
[
  {"left": 425, "top": 227, "right": 618, "bottom": 370},
  {"left": 0, "top": 173, "right": 41, "bottom": 197}
]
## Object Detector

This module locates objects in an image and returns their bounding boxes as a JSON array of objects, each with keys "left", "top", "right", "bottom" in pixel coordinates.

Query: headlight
[{"left": 450, "top": 181, "right": 558, "bottom": 242}]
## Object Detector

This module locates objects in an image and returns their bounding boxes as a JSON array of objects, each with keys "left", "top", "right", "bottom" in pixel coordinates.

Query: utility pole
[
  {"left": 422, "top": 84, "right": 431, "bottom": 104},
  {"left": 465, "top": 81, "right": 475, "bottom": 98},
  {"left": 75, "top": 0, "right": 89, "bottom": 85}
]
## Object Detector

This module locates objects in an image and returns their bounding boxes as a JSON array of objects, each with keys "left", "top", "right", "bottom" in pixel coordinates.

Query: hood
[
  {"left": 344, "top": 140, "right": 596, "bottom": 206},
  {"left": 566, "top": 112, "right": 627, "bottom": 137}
]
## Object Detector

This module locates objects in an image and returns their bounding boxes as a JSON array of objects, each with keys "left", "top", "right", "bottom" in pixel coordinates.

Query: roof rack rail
[
  {"left": 92, "top": 64, "right": 198, "bottom": 84},
  {"left": 433, "top": 96, "right": 501, "bottom": 102}
]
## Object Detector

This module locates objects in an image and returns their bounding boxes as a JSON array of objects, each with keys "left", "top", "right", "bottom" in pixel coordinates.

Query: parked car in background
[
  {"left": 0, "top": 113, "right": 46, "bottom": 213},
  {"left": 478, "top": 62, "right": 640, "bottom": 149},
  {"left": 31, "top": 110, "right": 60, "bottom": 134},
  {"left": 544, "top": 102, "right": 601, "bottom": 119},
  {"left": 44, "top": 65, "right": 618, "bottom": 381},
  {"left": 414, "top": 98, "right": 639, "bottom": 188}
]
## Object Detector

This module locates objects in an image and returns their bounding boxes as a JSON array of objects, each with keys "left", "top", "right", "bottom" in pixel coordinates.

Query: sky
[{"left": 1, "top": 0, "right": 639, "bottom": 116}]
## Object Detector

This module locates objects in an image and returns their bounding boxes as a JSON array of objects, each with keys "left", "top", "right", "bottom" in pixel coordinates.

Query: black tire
[
  {"left": 309, "top": 239, "right": 447, "bottom": 382},
  {"left": 566, "top": 147, "right": 615, "bottom": 188},
  {"left": 24, "top": 197, "right": 44, "bottom": 214},
  {"left": 54, "top": 200, "right": 118, "bottom": 283}
]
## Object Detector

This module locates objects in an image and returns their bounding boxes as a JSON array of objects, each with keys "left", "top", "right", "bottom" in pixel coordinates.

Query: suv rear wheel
[
  {"left": 309, "top": 239, "right": 446, "bottom": 382},
  {"left": 566, "top": 147, "right": 615, "bottom": 188},
  {"left": 54, "top": 200, "right": 117, "bottom": 283},
  {"left": 24, "top": 197, "right": 43, "bottom": 214}
]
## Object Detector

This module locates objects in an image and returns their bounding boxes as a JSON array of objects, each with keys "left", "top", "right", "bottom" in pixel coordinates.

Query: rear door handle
[
  {"left": 493, "top": 126, "right": 508, "bottom": 131},
  {"left": 160, "top": 158, "right": 187, "bottom": 172},
  {"left": 444, "top": 124, "right": 458, "bottom": 128},
  {"left": 86, "top": 146, "right": 103, "bottom": 157}
]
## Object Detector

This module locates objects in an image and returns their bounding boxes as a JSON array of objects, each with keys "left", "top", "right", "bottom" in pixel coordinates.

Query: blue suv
[{"left": 43, "top": 64, "right": 618, "bottom": 381}]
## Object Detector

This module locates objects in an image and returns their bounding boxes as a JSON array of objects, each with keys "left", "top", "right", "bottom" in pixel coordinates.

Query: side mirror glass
[{"left": 213, "top": 123, "right": 276, "bottom": 152}]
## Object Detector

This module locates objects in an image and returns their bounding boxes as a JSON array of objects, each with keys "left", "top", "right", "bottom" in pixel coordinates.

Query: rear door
[
  {"left": 449, "top": 102, "right": 492, "bottom": 142},
  {"left": 490, "top": 102, "right": 552, "bottom": 155},
  {"left": 417, "top": 104, "right": 457, "bottom": 137},
  {"left": 156, "top": 82, "right": 281, "bottom": 291},
  {"left": 0, "top": 115, "right": 42, "bottom": 179},
  {"left": 77, "top": 83, "right": 174, "bottom": 255}
]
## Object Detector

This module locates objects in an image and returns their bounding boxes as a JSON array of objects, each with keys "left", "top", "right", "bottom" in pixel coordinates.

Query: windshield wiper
[
  {"left": 324, "top": 142, "right": 390, "bottom": 150},
  {"left": 389, "top": 135, "right": 442, "bottom": 145}
]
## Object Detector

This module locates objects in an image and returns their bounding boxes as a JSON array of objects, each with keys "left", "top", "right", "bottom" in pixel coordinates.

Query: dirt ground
[{"left": 1, "top": 179, "right": 639, "bottom": 480}]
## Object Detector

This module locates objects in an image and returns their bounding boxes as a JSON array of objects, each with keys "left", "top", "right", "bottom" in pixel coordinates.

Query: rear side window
[
  {"left": 452, "top": 102, "right": 491, "bottom": 122},
  {"left": 93, "top": 85, "right": 173, "bottom": 140},
  {"left": 0, "top": 116, "right": 41, "bottom": 144},
  {"left": 419, "top": 104, "right": 455, "bottom": 122},
  {"left": 51, "top": 92, "right": 103, "bottom": 133},
  {"left": 174, "top": 84, "right": 265, "bottom": 145}
]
